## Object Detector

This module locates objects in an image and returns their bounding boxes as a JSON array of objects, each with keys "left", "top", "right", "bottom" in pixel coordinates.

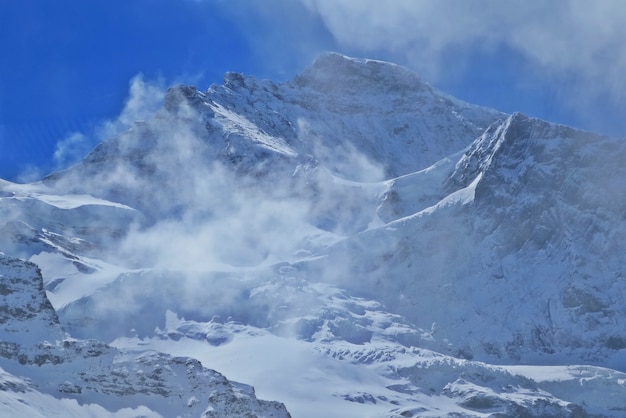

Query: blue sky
[{"left": 1, "top": 0, "right": 625, "bottom": 181}]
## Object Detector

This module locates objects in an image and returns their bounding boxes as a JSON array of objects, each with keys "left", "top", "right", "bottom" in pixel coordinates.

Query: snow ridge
[{"left": 1, "top": 53, "right": 626, "bottom": 417}]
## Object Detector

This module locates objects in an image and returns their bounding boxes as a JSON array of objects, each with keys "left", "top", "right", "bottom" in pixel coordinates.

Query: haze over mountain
[{"left": 1, "top": 53, "right": 625, "bottom": 417}]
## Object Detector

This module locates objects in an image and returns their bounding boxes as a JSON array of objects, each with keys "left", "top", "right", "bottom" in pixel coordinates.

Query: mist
[
  {"left": 297, "top": 0, "right": 626, "bottom": 136},
  {"left": 5, "top": 52, "right": 623, "bottom": 372},
  {"left": 27, "top": 70, "right": 397, "bottom": 343},
  {"left": 2, "top": 6, "right": 626, "bottom": 417},
  {"left": 2, "top": 55, "right": 501, "bottom": 347}
]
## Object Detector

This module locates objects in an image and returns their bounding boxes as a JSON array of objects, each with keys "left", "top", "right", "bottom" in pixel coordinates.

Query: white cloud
[
  {"left": 299, "top": 0, "right": 626, "bottom": 128},
  {"left": 51, "top": 75, "right": 166, "bottom": 170},
  {"left": 53, "top": 132, "right": 90, "bottom": 168},
  {"left": 15, "top": 165, "right": 46, "bottom": 184},
  {"left": 97, "top": 74, "right": 166, "bottom": 139}
]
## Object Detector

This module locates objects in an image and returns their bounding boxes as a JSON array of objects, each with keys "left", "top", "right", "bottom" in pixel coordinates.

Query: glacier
[{"left": 1, "top": 52, "right": 626, "bottom": 417}]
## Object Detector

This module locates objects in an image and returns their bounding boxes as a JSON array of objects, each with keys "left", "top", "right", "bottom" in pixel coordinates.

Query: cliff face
[
  {"left": 0, "top": 256, "right": 64, "bottom": 363},
  {"left": 0, "top": 254, "right": 290, "bottom": 417},
  {"left": 308, "top": 112, "right": 626, "bottom": 366},
  {"left": 1, "top": 53, "right": 626, "bottom": 417},
  {"left": 42, "top": 53, "right": 502, "bottom": 223}
]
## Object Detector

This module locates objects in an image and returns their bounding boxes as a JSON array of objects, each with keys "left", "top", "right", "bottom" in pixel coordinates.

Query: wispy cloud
[
  {"left": 52, "top": 75, "right": 166, "bottom": 170},
  {"left": 299, "top": 0, "right": 626, "bottom": 134},
  {"left": 53, "top": 132, "right": 90, "bottom": 168},
  {"left": 98, "top": 74, "right": 166, "bottom": 137}
]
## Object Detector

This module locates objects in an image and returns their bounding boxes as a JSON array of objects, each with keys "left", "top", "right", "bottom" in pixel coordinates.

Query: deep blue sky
[{"left": 1, "top": 0, "right": 624, "bottom": 181}]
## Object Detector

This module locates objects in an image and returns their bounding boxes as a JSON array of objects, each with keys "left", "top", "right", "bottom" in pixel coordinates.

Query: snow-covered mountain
[
  {"left": 0, "top": 255, "right": 290, "bottom": 417},
  {"left": 1, "top": 53, "right": 626, "bottom": 417}
]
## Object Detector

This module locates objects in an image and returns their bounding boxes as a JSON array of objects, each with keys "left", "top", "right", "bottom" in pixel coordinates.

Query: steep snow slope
[
  {"left": 306, "top": 112, "right": 626, "bottom": 367},
  {"left": 0, "top": 179, "right": 139, "bottom": 264},
  {"left": 1, "top": 53, "right": 626, "bottom": 417},
  {"left": 43, "top": 53, "right": 502, "bottom": 221},
  {"left": 211, "top": 52, "right": 503, "bottom": 180}
]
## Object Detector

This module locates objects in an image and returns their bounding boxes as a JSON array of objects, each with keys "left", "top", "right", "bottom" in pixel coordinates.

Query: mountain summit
[{"left": 1, "top": 54, "right": 625, "bottom": 417}]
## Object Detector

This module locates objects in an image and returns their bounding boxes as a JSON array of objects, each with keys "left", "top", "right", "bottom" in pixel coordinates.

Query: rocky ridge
[
  {"left": 1, "top": 53, "right": 625, "bottom": 416},
  {"left": 0, "top": 254, "right": 290, "bottom": 417}
]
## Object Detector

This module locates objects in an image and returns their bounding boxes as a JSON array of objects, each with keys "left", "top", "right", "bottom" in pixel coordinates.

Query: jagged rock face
[
  {"left": 214, "top": 52, "right": 503, "bottom": 180},
  {"left": 466, "top": 115, "right": 626, "bottom": 359},
  {"left": 0, "top": 256, "right": 64, "bottom": 347},
  {"left": 0, "top": 255, "right": 291, "bottom": 417},
  {"left": 2, "top": 53, "right": 626, "bottom": 417},
  {"left": 44, "top": 53, "right": 502, "bottom": 221},
  {"left": 310, "top": 112, "right": 626, "bottom": 365}
]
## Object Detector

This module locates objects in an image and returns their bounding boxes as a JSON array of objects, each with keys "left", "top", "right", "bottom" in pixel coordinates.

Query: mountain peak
[
  {"left": 293, "top": 52, "right": 425, "bottom": 94},
  {"left": 5, "top": 53, "right": 626, "bottom": 417},
  {"left": 163, "top": 84, "right": 204, "bottom": 112}
]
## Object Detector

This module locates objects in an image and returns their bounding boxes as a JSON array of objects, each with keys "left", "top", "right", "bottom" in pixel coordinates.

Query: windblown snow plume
[{"left": 1, "top": 53, "right": 625, "bottom": 417}]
